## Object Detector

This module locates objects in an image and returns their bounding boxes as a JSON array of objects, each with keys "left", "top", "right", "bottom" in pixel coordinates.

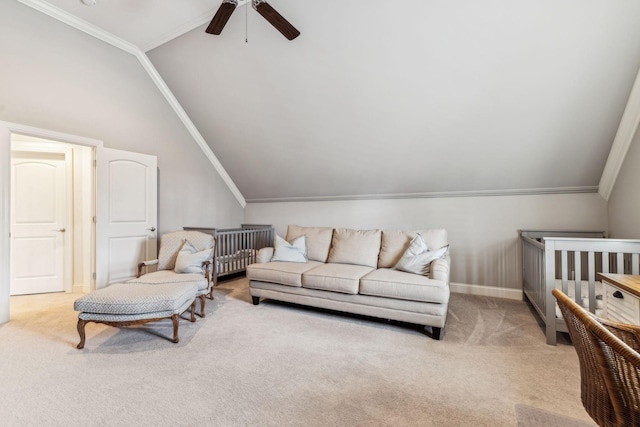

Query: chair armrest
[
  {"left": 137, "top": 259, "right": 159, "bottom": 278},
  {"left": 430, "top": 257, "right": 450, "bottom": 284},
  {"left": 256, "top": 247, "right": 274, "bottom": 263}
]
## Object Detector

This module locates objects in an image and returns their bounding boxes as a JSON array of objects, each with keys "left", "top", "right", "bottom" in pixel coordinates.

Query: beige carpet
[{"left": 0, "top": 278, "right": 596, "bottom": 426}]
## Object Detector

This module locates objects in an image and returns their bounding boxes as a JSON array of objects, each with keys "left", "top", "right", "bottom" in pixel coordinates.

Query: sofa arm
[
  {"left": 137, "top": 259, "right": 159, "bottom": 277},
  {"left": 256, "top": 247, "right": 274, "bottom": 263},
  {"left": 430, "top": 258, "right": 450, "bottom": 284}
]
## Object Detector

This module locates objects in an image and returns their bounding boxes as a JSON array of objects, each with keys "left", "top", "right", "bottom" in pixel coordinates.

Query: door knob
[
  {"left": 147, "top": 226, "right": 156, "bottom": 232},
  {"left": 53, "top": 228, "right": 66, "bottom": 232}
]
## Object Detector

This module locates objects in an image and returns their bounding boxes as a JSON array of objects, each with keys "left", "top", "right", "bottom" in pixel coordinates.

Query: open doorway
[
  {"left": 10, "top": 134, "right": 94, "bottom": 296},
  {"left": 0, "top": 121, "right": 103, "bottom": 324}
]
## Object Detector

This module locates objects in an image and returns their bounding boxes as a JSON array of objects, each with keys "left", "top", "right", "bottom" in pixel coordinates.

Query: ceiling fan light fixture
[{"left": 81, "top": 0, "right": 97, "bottom": 5}]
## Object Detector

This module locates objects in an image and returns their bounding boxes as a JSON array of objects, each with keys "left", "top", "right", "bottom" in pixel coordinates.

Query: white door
[
  {"left": 96, "top": 147, "right": 157, "bottom": 288},
  {"left": 10, "top": 150, "right": 71, "bottom": 295}
]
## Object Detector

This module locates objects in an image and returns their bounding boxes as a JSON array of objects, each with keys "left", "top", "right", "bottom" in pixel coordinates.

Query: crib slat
[
  {"left": 633, "top": 253, "right": 639, "bottom": 275},
  {"left": 603, "top": 252, "right": 609, "bottom": 273},
  {"left": 617, "top": 252, "right": 624, "bottom": 274},
  {"left": 574, "top": 251, "right": 582, "bottom": 304},
  {"left": 561, "top": 250, "right": 568, "bottom": 295},
  {"left": 587, "top": 251, "right": 596, "bottom": 313}
]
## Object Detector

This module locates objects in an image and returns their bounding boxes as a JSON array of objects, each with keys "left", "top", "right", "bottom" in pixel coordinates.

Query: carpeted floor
[{"left": 0, "top": 278, "right": 596, "bottom": 426}]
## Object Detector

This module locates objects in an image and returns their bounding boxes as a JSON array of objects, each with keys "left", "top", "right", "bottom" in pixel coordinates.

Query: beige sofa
[{"left": 247, "top": 225, "right": 451, "bottom": 339}]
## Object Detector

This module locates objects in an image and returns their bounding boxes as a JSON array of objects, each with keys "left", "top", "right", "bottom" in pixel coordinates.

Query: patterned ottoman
[{"left": 73, "top": 282, "right": 198, "bottom": 349}]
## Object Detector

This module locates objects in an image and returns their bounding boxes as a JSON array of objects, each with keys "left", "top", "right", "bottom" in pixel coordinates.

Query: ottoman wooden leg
[
  {"left": 190, "top": 300, "right": 196, "bottom": 323},
  {"left": 77, "top": 318, "right": 86, "bottom": 349},
  {"left": 199, "top": 294, "right": 206, "bottom": 318},
  {"left": 171, "top": 314, "right": 180, "bottom": 343}
]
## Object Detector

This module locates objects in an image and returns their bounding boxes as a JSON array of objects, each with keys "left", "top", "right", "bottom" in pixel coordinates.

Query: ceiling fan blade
[
  {"left": 252, "top": 0, "right": 300, "bottom": 40},
  {"left": 206, "top": 0, "right": 238, "bottom": 35}
]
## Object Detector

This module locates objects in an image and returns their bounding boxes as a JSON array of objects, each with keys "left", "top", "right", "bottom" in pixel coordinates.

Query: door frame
[{"left": 0, "top": 121, "right": 103, "bottom": 324}]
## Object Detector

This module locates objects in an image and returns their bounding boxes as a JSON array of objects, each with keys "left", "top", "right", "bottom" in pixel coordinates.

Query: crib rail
[{"left": 520, "top": 230, "right": 640, "bottom": 345}]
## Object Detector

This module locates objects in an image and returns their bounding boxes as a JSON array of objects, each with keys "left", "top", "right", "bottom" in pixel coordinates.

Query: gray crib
[
  {"left": 520, "top": 230, "right": 640, "bottom": 345},
  {"left": 184, "top": 224, "right": 274, "bottom": 284}
]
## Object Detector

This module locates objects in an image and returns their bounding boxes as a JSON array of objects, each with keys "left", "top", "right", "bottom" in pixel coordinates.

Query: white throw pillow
[
  {"left": 271, "top": 235, "right": 308, "bottom": 263},
  {"left": 175, "top": 240, "right": 212, "bottom": 274},
  {"left": 394, "top": 233, "right": 449, "bottom": 276}
]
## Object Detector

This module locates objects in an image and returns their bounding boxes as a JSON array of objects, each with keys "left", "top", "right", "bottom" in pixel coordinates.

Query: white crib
[{"left": 520, "top": 230, "right": 640, "bottom": 345}]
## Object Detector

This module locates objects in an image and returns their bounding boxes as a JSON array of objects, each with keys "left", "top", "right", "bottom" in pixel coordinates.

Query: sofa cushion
[
  {"left": 286, "top": 225, "right": 334, "bottom": 262},
  {"left": 271, "top": 235, "right": 308, "bottom": 263},
  {"left": 256, "top": 247, "right": 275, "bottom": 263},
  {"left": 326, "top": 228, "right": 381, "bottom": 268},
  {"left": 247, "top": 261, "right": 323, "bottom": 287},
  {"left": 378, "top": 229, "right": 448, "bottom": 268},
  {"left": 359, "top": 268, "right": 449, "bottom": 304},
  {"left": 302, "top": 263, "right": 375, "bottom": 294},
  {"left": 394, "top": 234, "right": 449, "bottom": 275}
]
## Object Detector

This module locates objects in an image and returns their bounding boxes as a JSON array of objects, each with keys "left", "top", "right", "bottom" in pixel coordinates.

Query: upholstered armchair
[{"left": 129, "top": 230, "right": 216, "bottom": 317}]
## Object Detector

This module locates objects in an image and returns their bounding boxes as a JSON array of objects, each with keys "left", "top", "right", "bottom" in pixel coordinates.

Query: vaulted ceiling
[{"left": 33, "top": 0, "right": 640, "bottom": 202}]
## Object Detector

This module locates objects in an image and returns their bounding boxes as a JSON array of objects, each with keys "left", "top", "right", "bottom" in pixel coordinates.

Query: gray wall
[
  {"left": 0, "top": 1, "right": 243, "bottom": 235},
  {"left": 608, "top": 131, "right": 640, "bottom": 238},
  {"left": 245, "top": 193, "right": 608, "bottom": 292}
]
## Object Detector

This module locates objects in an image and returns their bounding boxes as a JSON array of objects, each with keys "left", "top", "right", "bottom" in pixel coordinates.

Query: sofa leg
[
  {"left": 431, "top": 327, "right": 443, "bottom": 340},
  {"left": 252, "top": 296, "right": 260, "bottom": 305}
]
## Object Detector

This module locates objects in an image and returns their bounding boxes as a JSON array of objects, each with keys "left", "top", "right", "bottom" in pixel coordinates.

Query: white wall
[
  {"left": 0, "top": 1, "right": 244, "bottom": 236},
  {"left": 245, "top": 193, "right": 608, "bottom": 294},
  {"left": 608, "top": 130, "right": 640, "bottom": 238}
]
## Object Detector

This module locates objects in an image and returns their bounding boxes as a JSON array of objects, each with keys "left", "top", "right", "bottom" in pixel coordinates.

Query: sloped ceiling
[{"left": 32, "top": 1, "right": 640, "bottom": 201}]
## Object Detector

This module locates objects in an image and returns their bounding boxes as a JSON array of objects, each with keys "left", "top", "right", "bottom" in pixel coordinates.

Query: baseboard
[{"left": 450, "top": 282, "right": 523, "bottom": 301}]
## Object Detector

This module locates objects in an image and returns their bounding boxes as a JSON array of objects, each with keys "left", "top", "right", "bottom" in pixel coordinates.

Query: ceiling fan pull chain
[{"left": 245, "top": 0, "right": 248, "bottom": 42}]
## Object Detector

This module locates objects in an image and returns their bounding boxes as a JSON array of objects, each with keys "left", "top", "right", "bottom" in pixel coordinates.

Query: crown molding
[
  {"left": 17, "top": 0, "right": 246, "bottom": 208},
  {"left": 17, "top": 0, "right": 138, "bottom": 55},
  {"left": 245, "top": 186, "right": 600, "bottom": 204},
  {"left": 135, "top": 51, "right": 246, "bottom": 207},
  {"left": 599, "top": 66, "right": 640, "bottom": 201}
]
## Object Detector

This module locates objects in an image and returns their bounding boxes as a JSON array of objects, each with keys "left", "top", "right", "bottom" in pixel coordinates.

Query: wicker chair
[{"left": 553, "top": 288, "right": 640, "bottom": 427}]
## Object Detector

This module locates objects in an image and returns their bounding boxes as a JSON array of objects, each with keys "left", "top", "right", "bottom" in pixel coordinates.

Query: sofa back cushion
[
  {"left": 326, "top": 228, "right": 382, "bottom": 268},
  {"left": 378, "top": 229, "right": 448, "bottom": 268},
  {"left": 285, "top": 225, "right": 334, "bottom": 262}
]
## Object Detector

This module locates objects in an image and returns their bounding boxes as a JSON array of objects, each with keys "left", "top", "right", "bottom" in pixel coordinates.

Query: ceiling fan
[{"left": 206, "top": 0, "right": 300, "bottom": 41}]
